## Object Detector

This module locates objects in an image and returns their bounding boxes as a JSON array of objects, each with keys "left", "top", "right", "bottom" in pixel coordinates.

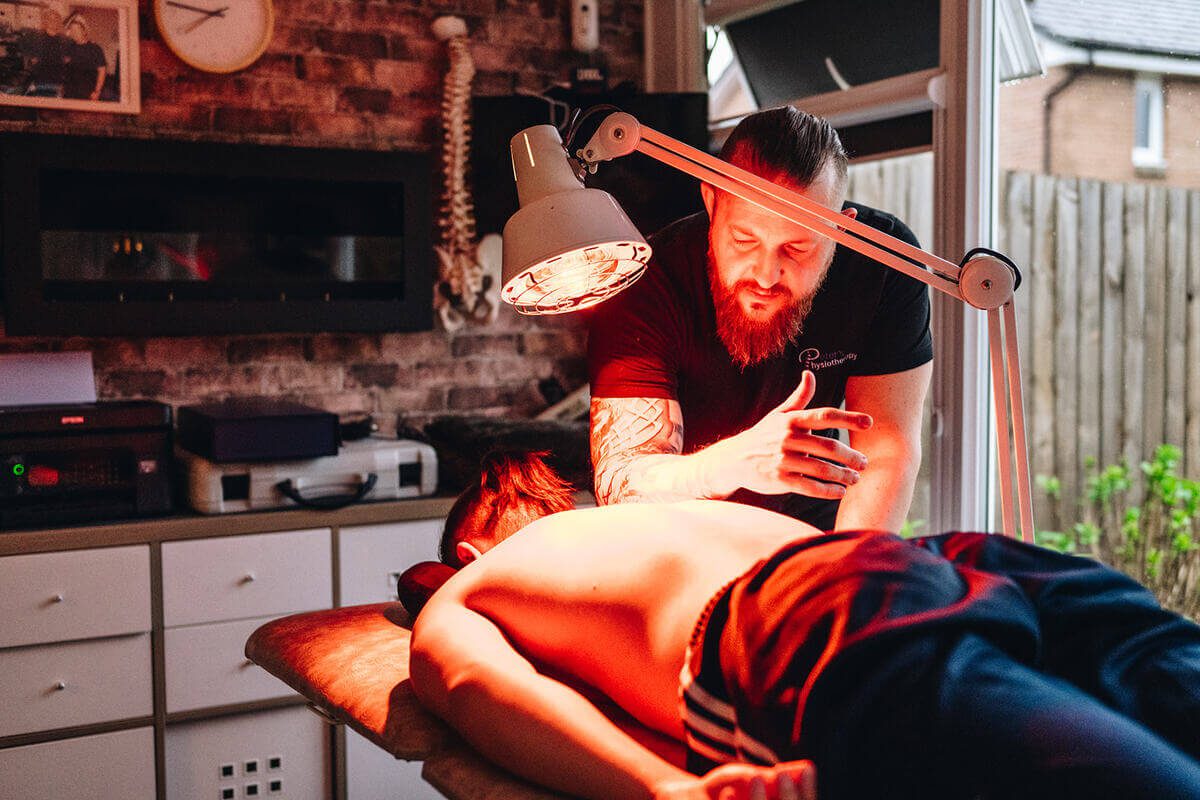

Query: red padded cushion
[
  {"left": 397, "top": 560, "right": 458, "bottom": 617},
  {"left": 245, "top": 603, "right": 449, "bottom": 759}
]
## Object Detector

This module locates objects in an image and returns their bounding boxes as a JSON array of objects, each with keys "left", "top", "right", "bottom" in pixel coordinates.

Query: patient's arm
[
  {"left": 410, "top": 596, "right": 818, "bottom": 800},
  {"left": 409, "top": 597, "right": 691, "bottom": 800}
]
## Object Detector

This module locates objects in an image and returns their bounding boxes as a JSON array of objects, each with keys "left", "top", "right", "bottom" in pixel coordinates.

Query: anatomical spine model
[{"left": 432, "top": 15, "right": 501, "bottom": 331}]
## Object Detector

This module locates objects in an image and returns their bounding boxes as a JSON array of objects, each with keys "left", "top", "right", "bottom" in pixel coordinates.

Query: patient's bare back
[{"left": 457, "top": 500, "right": 818, "bottom": 737}]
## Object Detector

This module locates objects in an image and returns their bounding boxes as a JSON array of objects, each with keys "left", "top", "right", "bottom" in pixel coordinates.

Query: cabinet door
[
  {"left": 164, "top": 617, "right": 296, "bottom": 713},
  {"left": 0, "top": 545, "right": 150, "bottom": 649},
  {"left": 162, "top": 529, "right": 332, "bottom": 626},
  {"left": 345, "top": 727, "right": 443, "bottom": 800},
  {"left": 338, "top": 519, "right": 443, "bottom": 606},
  {"left": 0, "top": 633, "right": 152, "bottom": 738},
  {"left": 0, "top": 727, "right": 156, "bottom": 800},
  {"left": 164, "top": 705, "right": 329, "bottom": 800}
]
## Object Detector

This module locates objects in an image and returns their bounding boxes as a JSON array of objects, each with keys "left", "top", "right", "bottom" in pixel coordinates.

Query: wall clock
[{"left": 154, "top": 0, "right": 275, "bottom": 74}]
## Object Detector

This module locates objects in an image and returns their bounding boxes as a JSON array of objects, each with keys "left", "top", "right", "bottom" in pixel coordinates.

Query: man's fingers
[
  {"left": 788, "top": 406, "right": 873, "bottom": 431},
  {"left": 782, "top": 434, "right": 869, "bottom": 473},
  {"left": 774, "top": 370, "right": 816, "bottom": 413},
  {"left": 777, "top": 773, "right": 798, "bottom": 800},
  {"left": 772, "top": 763, "right": 817, "bottom": 800},
  {"left": 773, "top": 471, "right": 850, "bottom": 500},
  {"left": 779, "top": 452, "right": 860, "bottom": 488}
]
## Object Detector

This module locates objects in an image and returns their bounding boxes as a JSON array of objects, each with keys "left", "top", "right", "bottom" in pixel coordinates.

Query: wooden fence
[{"left": 848, "top": 157, "right": 1200, "bottom": 533}]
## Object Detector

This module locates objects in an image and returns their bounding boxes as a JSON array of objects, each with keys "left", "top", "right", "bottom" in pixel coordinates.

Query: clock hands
[
  {"left": 165, "top": 0, "right": 230, "bottom": 33},
  {"left": 166, "top": 0, "right": 226, "bottom": 15}
]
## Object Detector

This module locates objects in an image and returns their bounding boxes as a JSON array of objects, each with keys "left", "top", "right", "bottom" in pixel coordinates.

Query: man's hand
[
  {"left": 702, "top": 371, "right": 872, "bottom": 500},
  {"left": 654, "top": 761, "right": 817, "bottom": 800}
]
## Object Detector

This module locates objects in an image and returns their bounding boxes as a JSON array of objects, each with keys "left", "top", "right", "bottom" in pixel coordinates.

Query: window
[
  {"left": 1132, "top": 72, "right": 1166, "bottom": 173},
  {"left": 706, "top": 25, "right": 756, "bottom": 122},
  {"left": 995, "top": 9, "right": 1200, "bottom": 547}
]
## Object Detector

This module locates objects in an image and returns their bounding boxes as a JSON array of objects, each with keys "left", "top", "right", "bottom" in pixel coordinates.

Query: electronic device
[
  {"left": 0, "top": 400, "right": 173, "bottom": 530},
  {"left": 177, "top": 398, "right": 340, "bottom": 463},
  {"left": 177, "top": 437, "right": 438, "bottom": 514}
]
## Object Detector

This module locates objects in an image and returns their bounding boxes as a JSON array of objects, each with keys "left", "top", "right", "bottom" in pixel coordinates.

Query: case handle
[{"left": 275, "top": 473, "right": 378, "bottom": 510}]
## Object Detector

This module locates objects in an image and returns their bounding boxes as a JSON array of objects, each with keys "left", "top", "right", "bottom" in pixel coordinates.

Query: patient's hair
[{"left": 439, "top": 449, "right": 576, "bottom": 568}]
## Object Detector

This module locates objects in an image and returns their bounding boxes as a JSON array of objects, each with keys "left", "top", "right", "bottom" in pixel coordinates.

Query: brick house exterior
[{"left": 998, "top": 0, "right": 1200, "bottom": 187}]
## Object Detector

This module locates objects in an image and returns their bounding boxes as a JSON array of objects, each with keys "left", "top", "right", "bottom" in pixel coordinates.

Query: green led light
[{"left": 12, "top": 463, "right": 25, "bottom": 476}]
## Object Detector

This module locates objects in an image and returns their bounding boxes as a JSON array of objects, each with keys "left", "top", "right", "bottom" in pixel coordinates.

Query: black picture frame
[{"left": 1, "top": 133, "right": 434, "bottom": 336}]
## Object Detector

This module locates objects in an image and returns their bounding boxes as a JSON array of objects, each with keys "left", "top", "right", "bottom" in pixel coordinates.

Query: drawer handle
[
  {"left": 50, "top": 593, "right": 65, "bottom": 604},
  {"left": 53, "top": 681, "right": 67, "bottom": 691},
  {"left": 240, "top": 572, "right": 257, "bottom": 584}
]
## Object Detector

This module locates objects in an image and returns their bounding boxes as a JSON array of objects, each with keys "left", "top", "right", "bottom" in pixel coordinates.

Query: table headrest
[{"left": 397, "top": 560, "right": 458, "bottom": 617}]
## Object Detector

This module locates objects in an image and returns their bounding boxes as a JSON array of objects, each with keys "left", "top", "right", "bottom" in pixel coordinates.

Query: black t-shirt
[
  {"left": 63, "top": 41, "right": 106, "bottom": 99},
  {"left": 587, "top": 204, "right": 933, "bottom": 528}
]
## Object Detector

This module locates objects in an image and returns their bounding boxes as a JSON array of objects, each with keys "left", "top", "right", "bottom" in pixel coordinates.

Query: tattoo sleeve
[{"left": 589, "top": 397, "right": 693, "bottom": 505}]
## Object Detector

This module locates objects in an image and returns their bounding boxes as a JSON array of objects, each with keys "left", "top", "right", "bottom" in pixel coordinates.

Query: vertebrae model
[{"left": 432, "top": 15, "right": 499, "bottom": 331}]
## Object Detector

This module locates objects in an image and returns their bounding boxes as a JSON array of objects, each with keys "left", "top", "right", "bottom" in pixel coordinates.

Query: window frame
[{"left": 1132, "top": 71, "right": 1166, "bottom": 174}]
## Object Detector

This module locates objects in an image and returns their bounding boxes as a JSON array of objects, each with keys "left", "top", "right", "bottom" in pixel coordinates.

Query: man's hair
[
  {"left": 718, "top": 106, "right": 848, "bottom": 192},
  {"left": 439, "top": 449, "right": 576, "bottom": 568}
]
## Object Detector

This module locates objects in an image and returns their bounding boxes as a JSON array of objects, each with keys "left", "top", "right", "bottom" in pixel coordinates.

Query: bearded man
[{"left": 587, "top": 106, "right": 932, "bottom": 530}]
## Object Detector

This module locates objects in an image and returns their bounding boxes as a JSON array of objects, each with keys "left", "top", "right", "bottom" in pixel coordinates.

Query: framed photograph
[{"left": 0, "top": 0, "right": 139, "bottom": 114}]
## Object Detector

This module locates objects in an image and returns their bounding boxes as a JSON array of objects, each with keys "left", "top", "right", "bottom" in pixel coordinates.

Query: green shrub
[{"left": 1036, "top": 445, "right": 1200, "bottom": 620}]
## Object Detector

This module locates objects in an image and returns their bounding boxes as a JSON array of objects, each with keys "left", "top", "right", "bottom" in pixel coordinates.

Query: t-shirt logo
[{"left": 798, "top": 348, "right": 859, "bottom": 371}]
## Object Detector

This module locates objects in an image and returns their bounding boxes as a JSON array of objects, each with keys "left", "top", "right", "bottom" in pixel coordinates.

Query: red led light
[
  {"left": 27, "top": 465, "right": 60, "bottom": 487},
  {"left": 60, "top": 415, "right": 85, "bottom": 425}
]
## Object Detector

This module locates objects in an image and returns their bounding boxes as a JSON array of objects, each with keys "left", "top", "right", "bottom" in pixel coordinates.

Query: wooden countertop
[
  {"left": 0, "top": 490, "right": 595, "bottom": 556},
  {"left": 0, "top": 495, "right": 461, "bottom": 556}
]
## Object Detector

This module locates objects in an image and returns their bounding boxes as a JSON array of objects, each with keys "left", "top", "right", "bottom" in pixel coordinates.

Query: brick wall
[
  {"left": 0, "top": 0, "right": 644, "bottom": 426},
  {"left": 998, "top": 65, "right": 1200, "bottom": 188}
]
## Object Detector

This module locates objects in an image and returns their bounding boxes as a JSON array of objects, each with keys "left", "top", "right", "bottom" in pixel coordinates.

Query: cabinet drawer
[
  {"left": 338, "top": 519, "right": 443, "bottom": 606},
  {"left": 0, "top": 727, "right": 156, "bottom": 800},
  {"left": 0, "top": 546, "right": 150, "bottom": 649},
  {"left": 162, "top": 529, "right": 332, "bottom": 626},
  {"left": 0, "top": 634, "right": 152, "bottom": 738},
  {"left": 164, "top": 617, "right": 296, "bottom": 713}
]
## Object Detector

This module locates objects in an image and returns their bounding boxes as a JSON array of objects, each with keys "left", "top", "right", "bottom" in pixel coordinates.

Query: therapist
[{"left": 587, "top": 106, "right": 932, "bottom": 531}]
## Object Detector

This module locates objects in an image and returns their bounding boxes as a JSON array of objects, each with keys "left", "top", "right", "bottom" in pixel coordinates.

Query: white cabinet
[
  {"left": 338, "top": 519, "right": 446, "bottom": 799},
  {"left": 0, "top": 504, "right": 454, "bottom": 800},
  {"left": 346, "top": 728, "right": 444, "bottom": 800},
  {"left": 0, "top": 545, "right": 152, "bottom": 743},
  {"left": 164, "top": 705, "right": 328, "bottom": 800},
  {"left": 164, "top": 618, "right": 295, "bottom": 713},
  {"left": 0, "top": 727, "right": 156, "bottom": 800},
  {"left": 338, "top": 519, "right": 443, "bottom": 606},
  {"left": 0, "top": 545, "right": 150, "bottom": 649},
  {"left": 160, "top": 528, "right": 332, "bottom": 720},
  {"left": 0, "top": 634, "right": 152, "bottom": 738},
  {"left": 162, "top": 528, "right": 332, "bottom": 626}
]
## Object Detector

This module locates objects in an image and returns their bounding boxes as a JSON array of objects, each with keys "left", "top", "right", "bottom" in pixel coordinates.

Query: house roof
[{"left": 1028, "top": 0, "right": 1200, "bottom": 58}]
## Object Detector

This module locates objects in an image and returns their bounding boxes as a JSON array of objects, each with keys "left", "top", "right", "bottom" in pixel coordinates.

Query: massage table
[
  {"left": 246, "top": 593, "right": 681, "bottom": 799},
  {"left": 245, "top": 601, "right": 565, "bottom": 799}
]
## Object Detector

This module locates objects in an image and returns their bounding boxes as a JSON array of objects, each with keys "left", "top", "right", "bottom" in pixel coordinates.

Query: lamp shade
[{"left": 501, "top": 125, "right": 652, "bottom": 315}]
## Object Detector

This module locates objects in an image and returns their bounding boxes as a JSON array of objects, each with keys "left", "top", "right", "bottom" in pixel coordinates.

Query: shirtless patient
[{"left": 409, "top": 452, "right": 1200, "bottom": 800}]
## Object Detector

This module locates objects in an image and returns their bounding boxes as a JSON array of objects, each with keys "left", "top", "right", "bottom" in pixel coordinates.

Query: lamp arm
[{"left": 578, "top": 111, "right": 1035, "bottom": 540}]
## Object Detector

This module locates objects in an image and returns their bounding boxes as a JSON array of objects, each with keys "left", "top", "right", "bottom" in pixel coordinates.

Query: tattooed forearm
[{"left": 589, "top": 397, "right": 693, "bottom": 504}]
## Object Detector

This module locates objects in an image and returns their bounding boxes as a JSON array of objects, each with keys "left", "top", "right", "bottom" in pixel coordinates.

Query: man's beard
[{"left": 707, "top": 247, "right": 826, "bottom": 370}]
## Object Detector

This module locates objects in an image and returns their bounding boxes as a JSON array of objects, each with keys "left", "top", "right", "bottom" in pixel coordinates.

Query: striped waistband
[{"left": 679, "top": 580, "right": 780, "bottom": 768}]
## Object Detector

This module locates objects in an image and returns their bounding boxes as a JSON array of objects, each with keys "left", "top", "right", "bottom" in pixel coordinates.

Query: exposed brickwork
[
  {"left": 998, "top": 66, "right": 1200, "bottom": 187},
  {"left": 0, "top": 0, "right": 644, "bottom": 423}
]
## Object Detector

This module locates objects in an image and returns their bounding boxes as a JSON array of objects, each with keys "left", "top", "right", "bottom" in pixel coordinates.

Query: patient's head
[{"left": 439, "top": 449, "right": 575, "bottom": 567}]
